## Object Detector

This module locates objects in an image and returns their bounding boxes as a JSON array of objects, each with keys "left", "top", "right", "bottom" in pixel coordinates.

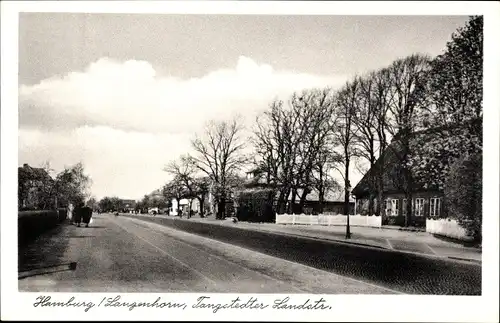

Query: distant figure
[
  {"left": 81, "top": 207, "right": 93, "bottom": 227},
  {"left": 73, "top": 205, "right": 92, "bottom": 227},
  {"left": 73, "top": 203, "right": 84, "bottom": 227}
]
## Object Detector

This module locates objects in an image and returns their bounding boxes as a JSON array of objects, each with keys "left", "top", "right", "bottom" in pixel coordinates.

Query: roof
[
  {"left": 18, "top": 164, "right": 53, "bottom": 182},
  {"left": 352, "top": 118, "right": 482, "bottom": 198},
  {"left": 239, "top": 165, "right": 354, "bottom": 202},
  {"left": 287, "top": 188, "right": 355, "bottom": 203}
]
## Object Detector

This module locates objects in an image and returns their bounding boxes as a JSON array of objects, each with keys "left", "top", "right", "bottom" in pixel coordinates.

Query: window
[
  {"left": 402, "top": 199, "right": 407, "bottom": 216},
  {"left": 414, "top": 198, "right": 425, "bottom": 217},
  {"left": 385, "top": 199, "right": 392, "bottom": 216},
  {"left": 429, "top": 197, "right": 441, "bottom": 217},
  {"left": 391, "top": 199, "right": 399, "bottom": 216},
  {"left": 385, "top": 198, "right": 399, "bottom": 216}
]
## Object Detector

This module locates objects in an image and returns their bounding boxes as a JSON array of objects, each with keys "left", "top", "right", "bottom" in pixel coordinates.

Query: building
[
  {"left": 120, "top": 199, "right": 136, "bottom": 213},
  {"left": 352, "top": 119, "right": 481, "bottom": 227},
  {"left": 234, "top": 169, "right": 276, "bottom": 222},
  {"left": 234, "top": 168, "right": 355, "bottom": 221},
  {"left": 290, "top": 189, "right": 355, "bottom": 215},
  {"left": 169, "top": 198, "right": 200, "bottom": 216},
  {"left": 18, "top": 163, "right": 54, "bottom": 210}
]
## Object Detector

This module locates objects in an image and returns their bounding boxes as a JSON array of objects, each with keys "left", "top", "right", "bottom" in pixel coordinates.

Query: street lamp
[{"left": 346, "top": 182, "right": 352, "bottom": 239}]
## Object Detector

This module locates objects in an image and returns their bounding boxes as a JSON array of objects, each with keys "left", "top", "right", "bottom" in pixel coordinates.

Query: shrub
[
  {"left": 444, "top": 152, "right": 482, "bottom": 242},
  {"left": 235, "top": 189, "right": 275, "bottom": 223},
  {"left": 18, "top": 210, "right": 60, "bottom": 246}
]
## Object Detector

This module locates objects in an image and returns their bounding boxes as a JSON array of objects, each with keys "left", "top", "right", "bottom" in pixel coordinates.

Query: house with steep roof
[
  {"left": 352, "top": 119, "right": 481, "bottom": 227},
  {"left": 18, "top": 163, "right": 54, "bottom": 210}
]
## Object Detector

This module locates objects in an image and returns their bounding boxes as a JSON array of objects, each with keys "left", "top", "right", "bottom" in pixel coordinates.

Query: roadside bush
[
  {"left": 18, "top": 210, "right": 60, "bottom": 246},
  {"left": 444, "top": 152, "right": 482, "bottom": 242},
  {"left": 235, "top": 189, "right": 275, "bottom": 223},
  {"left": 57, "top": 208, "right": 68, "bottom": 223}
]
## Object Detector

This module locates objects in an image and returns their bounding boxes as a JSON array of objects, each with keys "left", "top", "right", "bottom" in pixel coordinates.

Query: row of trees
[
  {"left": 18, "top": 162, "right": 93, "bottom": 210},
  {"left": 140, "top": 16, "right": 482, "bottom": 227},
  {"left": 161, "top": 120, "right": 247, "bottom": 219},
  {"left": 254, "top": 16, "right": 482, "bottom": 227}
]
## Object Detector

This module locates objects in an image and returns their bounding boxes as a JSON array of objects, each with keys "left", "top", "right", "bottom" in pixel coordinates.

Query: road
[
  {"left": 122, "top": 214, "right": 482, "bottom": 295},
  {"left": 18, "top": 213, "right": 397, "bottom": 294}
]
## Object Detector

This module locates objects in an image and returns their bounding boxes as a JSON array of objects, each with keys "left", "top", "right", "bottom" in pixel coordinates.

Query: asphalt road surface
[
  {"left": 18, "top": 213, "right": 398, "bottom": 294},
  {"left": 123, "top": 214, "right": 482, "bottom": 295}
]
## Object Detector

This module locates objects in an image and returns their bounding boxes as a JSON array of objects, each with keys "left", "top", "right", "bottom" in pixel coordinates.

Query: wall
[
  {"left": 276, "top": 214, "right": 382, "bottom": 228},
  {"left": 426, "top": 218, "right": 471, "bottom": 241}
]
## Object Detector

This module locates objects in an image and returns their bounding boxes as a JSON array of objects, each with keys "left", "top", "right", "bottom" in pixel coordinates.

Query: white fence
[
  {"left": 426, "top": 218, "right": 470, "bottom": 240},
  {"left": 276, "top": 214, "right": 382, "bottom": 228}
]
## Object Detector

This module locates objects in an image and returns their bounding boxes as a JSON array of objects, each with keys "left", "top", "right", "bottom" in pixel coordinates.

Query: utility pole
[{"left": 346, "top": 184, "right": 352, "bottom": 239}]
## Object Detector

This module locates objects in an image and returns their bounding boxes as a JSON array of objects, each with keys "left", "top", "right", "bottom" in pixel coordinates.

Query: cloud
[
  {"left": 18, "top": 56, "right": 349, "bottom": 199},
  {"left": 19, "top": 56, "right": 347, "bottom": 134},
  {"left": 18, "top": 126, "right": 192, "bottom": 199}
]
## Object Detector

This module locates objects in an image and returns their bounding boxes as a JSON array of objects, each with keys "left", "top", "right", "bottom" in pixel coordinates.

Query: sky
[{"left": 18, "top": 13, "right": 470, "bottom": 200}]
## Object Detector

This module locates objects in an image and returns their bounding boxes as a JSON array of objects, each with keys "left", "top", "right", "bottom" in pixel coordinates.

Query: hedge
[
  {"left": 235, "top": 189, "right": 275, "bottom": 223},
  {"left": 18, "top": 209, "right": 67, "bottom": 246}
]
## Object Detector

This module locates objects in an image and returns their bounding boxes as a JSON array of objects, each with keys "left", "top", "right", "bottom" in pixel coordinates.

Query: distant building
[
  {"left": 169, "top": 198, "right": 200, "bottom": 216},
  {"left": 288, "top": 189, "right": 355, "bottom": 215},
  {"left": 120, "top": 199, "right": 136, "bottom": 213},
  {"left": 234, "top": 167, "right": 354, "bottom": 222}
]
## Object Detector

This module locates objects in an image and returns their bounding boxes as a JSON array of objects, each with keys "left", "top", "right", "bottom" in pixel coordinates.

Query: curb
[
  {"left": 127, "top": 214, "right": 390, "bottom": 251},
  {"left": 447, "top": 256, "right": 482, "bottom": 264}
]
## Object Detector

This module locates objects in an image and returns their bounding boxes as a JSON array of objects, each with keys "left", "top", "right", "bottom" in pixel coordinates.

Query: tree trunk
[
  {"left": 368, "top": 195, "right": 374, "bottom": 216},
  {"left": 318, "top": 166, "right": 325, "bottom": 214},
  {"left": 277, "top": 186, "right": 290, "bottom": 214},
  {"left": 289, "top": 188, "right": 297, "bottom": 214},
  {"left": 188, "top": 199, "right": 193, "bottom": 219},
  {"left": 217, "top": 196, "right": 226, "bottom": 219},
  {"left": 318, "top": 189, "right": 325, "bottom": 214},
  {"left": 405, "top": 170, "right": 413, "bottom": 227},
  {"left": 299, "top": 188, "right": 309, "bottom": 214},
  {"left": 198, "top": 194, "right": 205, "bottom": 218}
]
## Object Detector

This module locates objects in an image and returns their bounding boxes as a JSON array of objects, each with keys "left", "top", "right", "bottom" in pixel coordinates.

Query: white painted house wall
[{"left": 169, "top": 198, "right": 200, "bottom": 216}]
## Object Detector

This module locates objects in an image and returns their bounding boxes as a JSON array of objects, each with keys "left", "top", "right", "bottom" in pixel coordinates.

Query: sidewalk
[{"left": 159, "top": 214, "right": 481, "bottom": 264}]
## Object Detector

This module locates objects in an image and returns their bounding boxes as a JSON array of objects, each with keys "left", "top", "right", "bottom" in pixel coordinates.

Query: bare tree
[
  {"left": 385, "top": 54, "right": 431, "bottom": 226},
  {"left": 162, "top": 176, "right": 188, "bottom": 217},
  {"left": 164, "top": 155, "right": 198, "bottom": 218},
  {"left": 192, "top": 176, "right": 211, "bottom": 217},
  {"left": 333, "top": 77, "right": 360, "bottom": 217},
  {"left": 312, "top": 147, "right": 342, "bottom": 214},
  {"left": 372, "top": 67, "right": 393, "bottom": 216},
  {"left": 254, "top": 99, "right": 294, "bottom": 214},
  {"left": 352, "top": 73, "right": 379, "bottom": 216},
  {"left": 191, "top": 118, "right": 247, "bottom": 219},
  {"left": 253, "top": 89, "right": 336, "bottom": 214},
  {"left": 291, "top": 89, "right": 336, "bottom": 212}
]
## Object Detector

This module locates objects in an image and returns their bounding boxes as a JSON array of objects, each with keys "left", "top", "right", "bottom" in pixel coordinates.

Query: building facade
[{"left": 351, "top": 121, "right": 481, "bottom": 227}]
